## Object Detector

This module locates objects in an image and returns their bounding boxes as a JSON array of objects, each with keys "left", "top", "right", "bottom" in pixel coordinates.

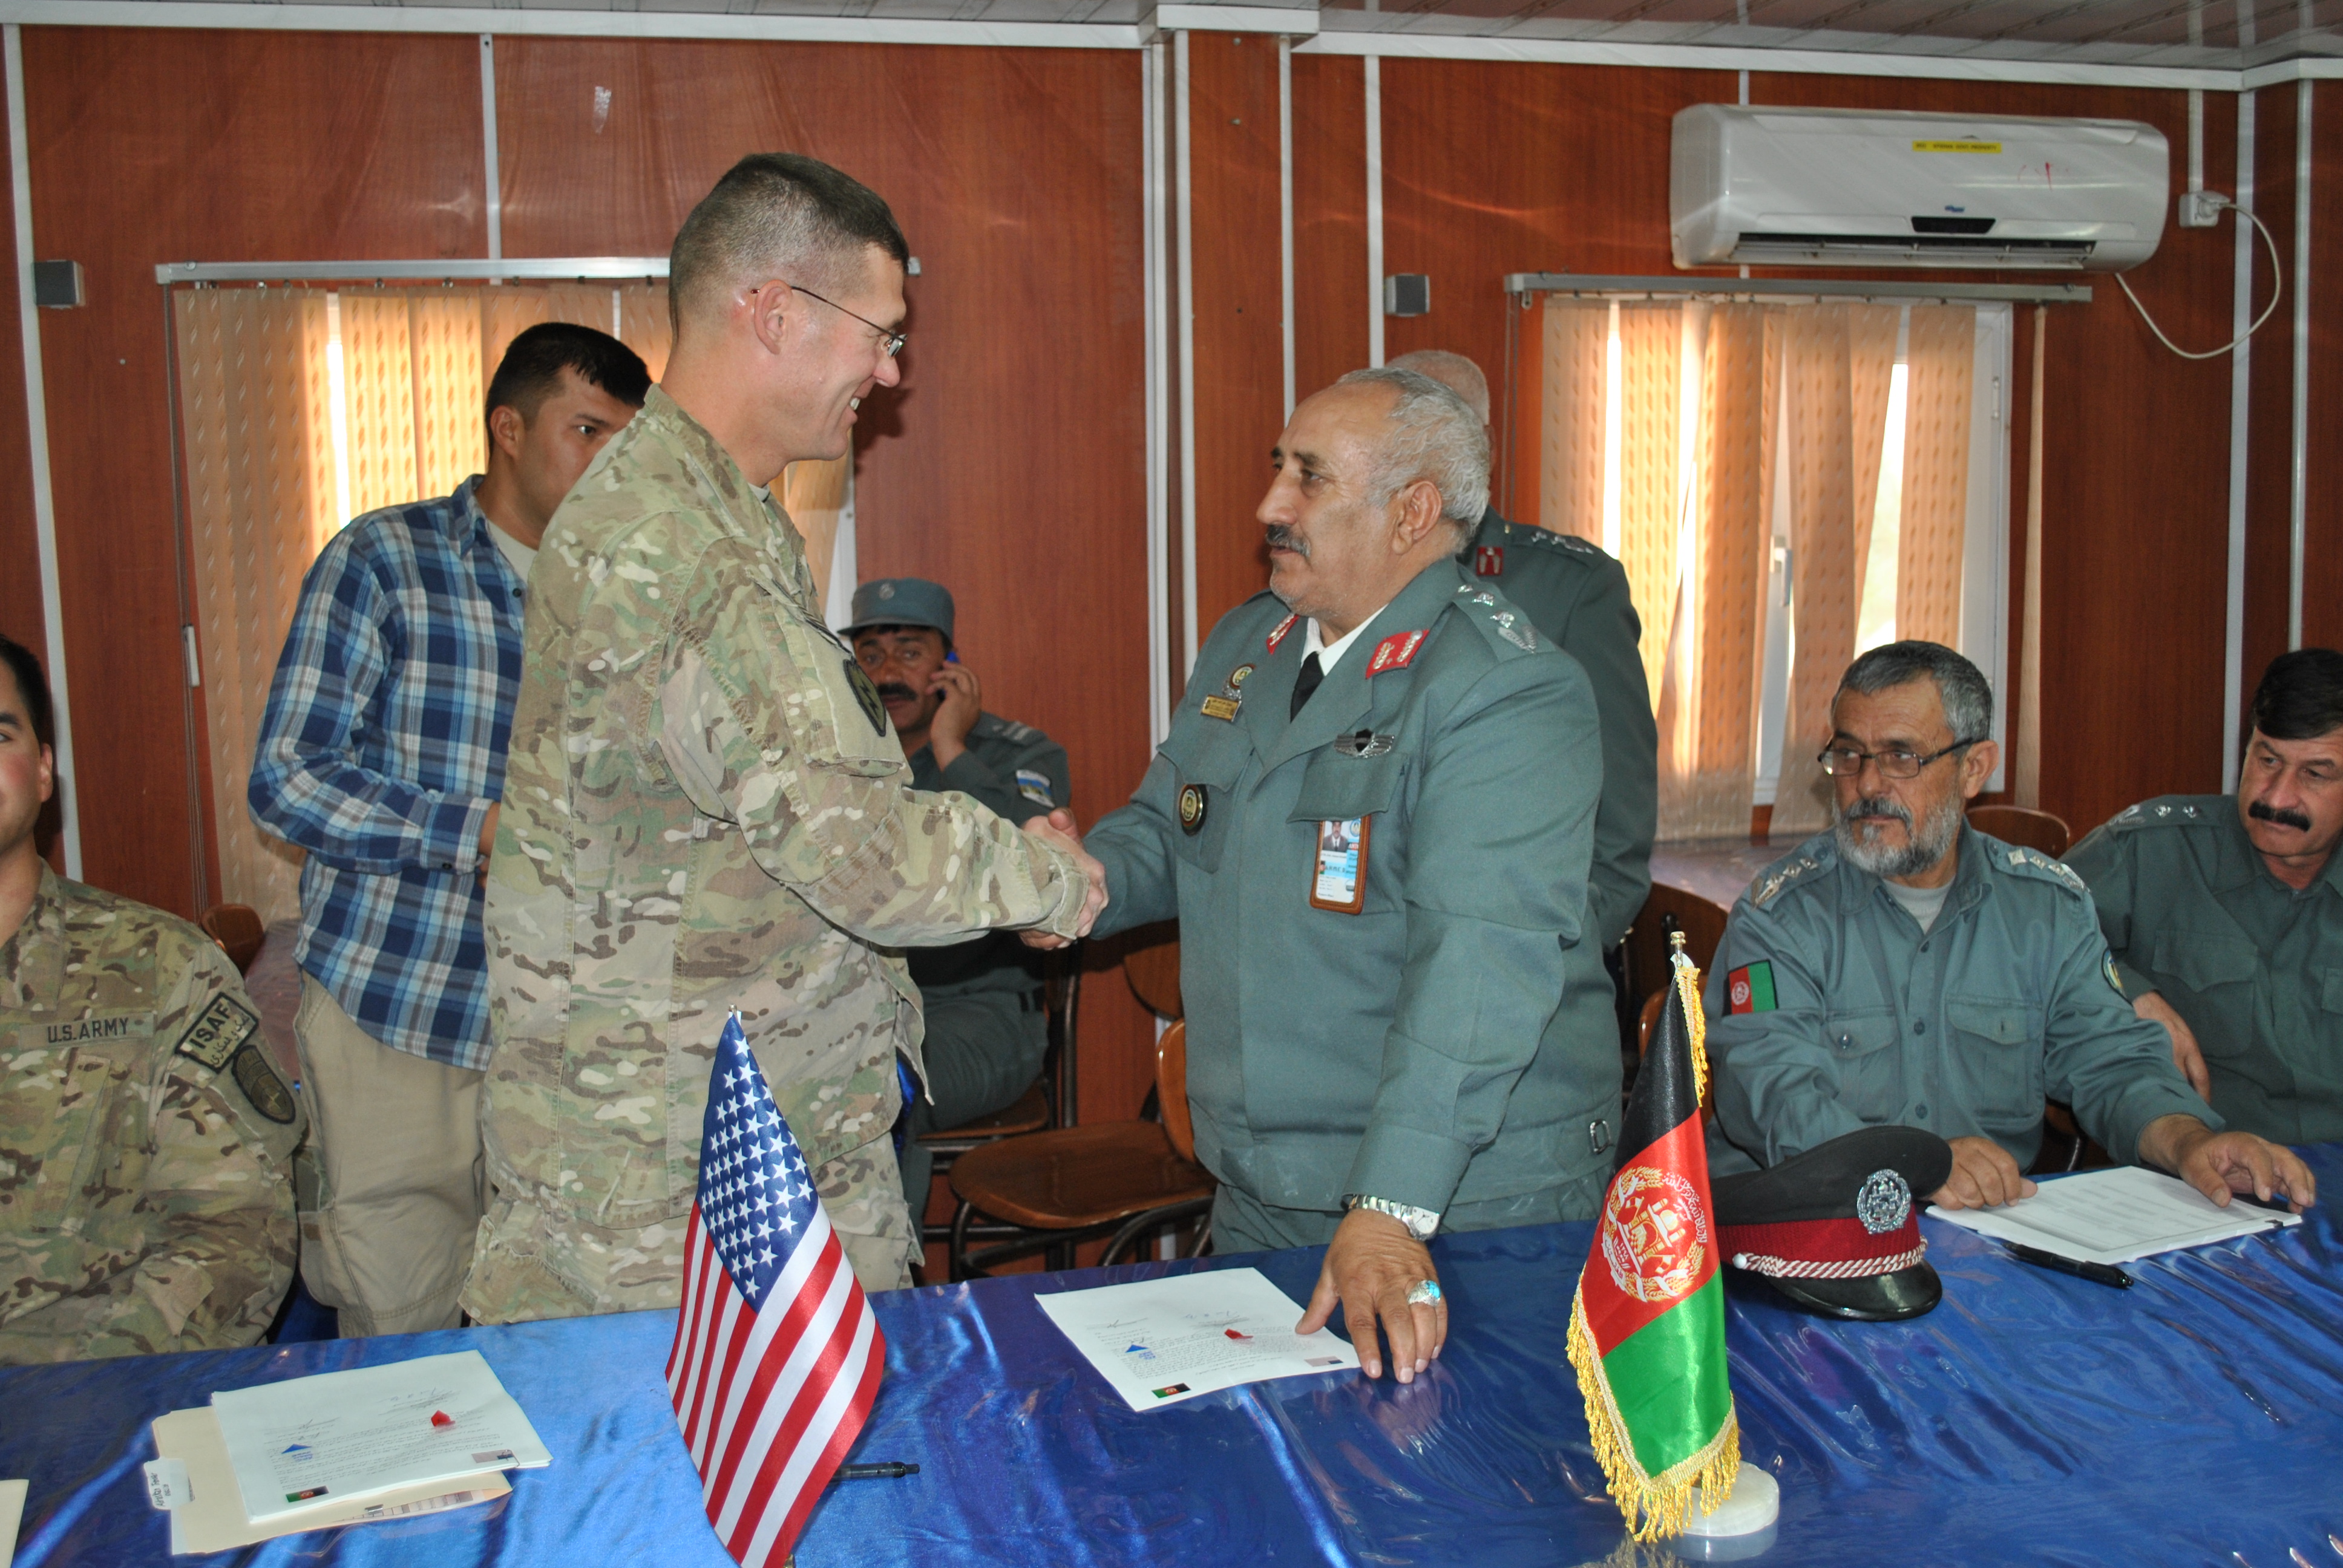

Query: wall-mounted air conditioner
[{"left": 1671, "top": 105, "right": 2169, "bottom": 272}]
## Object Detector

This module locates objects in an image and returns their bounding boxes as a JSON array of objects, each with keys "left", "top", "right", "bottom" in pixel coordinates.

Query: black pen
[
  {"left": 833, "top": 1462, "right": 920, "bottom": 1481},
  {"left": 2001, "top": 1241, "right": 2131, "bottom": 1289}
]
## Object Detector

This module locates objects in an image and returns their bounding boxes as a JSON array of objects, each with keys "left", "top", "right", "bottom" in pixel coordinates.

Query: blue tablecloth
[{"left": 6, "top": 1146, "right": 2340, "bottom": 1567}]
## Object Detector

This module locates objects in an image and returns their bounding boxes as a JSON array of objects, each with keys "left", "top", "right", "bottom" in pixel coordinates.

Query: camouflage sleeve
[
  {"left": 0, "top": 946, "right": 299, "bottom": 1364},
  {"left": 654, "top": 546, "right": 1089, "bottom": 944}
]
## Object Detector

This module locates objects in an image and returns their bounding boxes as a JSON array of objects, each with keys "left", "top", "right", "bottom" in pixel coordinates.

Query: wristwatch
[{"left": 1343, "top": 1194, "right": 1441, "bottom": 1243}]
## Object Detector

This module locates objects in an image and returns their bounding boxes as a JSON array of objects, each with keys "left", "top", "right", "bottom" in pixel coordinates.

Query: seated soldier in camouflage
[
  {"left": 844, "top": 578, "right": 1072, "bottom": 1211},
  {"left": 0, "top": 635, "right": 303, "bottom": 1362},
  {"left": 1705, "top": 641, "right": 2313, "bottom": 1217}
]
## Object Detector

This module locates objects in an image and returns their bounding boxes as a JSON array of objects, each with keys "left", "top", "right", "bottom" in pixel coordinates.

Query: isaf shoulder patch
[{"left": 174, "top": 992, "right": 259, "bottom": 1072}]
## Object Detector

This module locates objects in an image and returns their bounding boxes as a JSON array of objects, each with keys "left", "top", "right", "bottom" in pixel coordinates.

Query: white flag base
[{"left": 1674, "top": 1466, "right": 1780, "bottom": 1560}]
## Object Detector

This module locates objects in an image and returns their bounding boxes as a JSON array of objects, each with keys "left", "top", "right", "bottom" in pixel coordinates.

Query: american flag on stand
[{"left": 666, "top": 1012, "right": 886, "bottom": 1567}]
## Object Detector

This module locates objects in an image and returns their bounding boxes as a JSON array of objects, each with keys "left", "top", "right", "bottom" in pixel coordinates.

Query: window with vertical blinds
[
  {"left": 1523, "top": 295, "right": 2007, "bottom": 842},
  {"left": 171, "top": 281, "right": 853, "bottom": 920}
]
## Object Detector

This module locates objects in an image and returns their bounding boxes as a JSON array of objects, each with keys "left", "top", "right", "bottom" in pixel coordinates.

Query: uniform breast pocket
[
  {"left": 1158, "top": 731, "right": 1251, "bottom": 875},
  {"left": 0, "top": 1039, "right": 131, "bottom": 1236},
  {"left": 1821, "top": 1010, "right": 1904, "bottom": 1110},
  {"left": 2151, "top": 930, "right": 2258, "bottom": 1059},
  {"left": 1944, "top": 996, "right": 2045, "bottom": 1127},
  {"left": 1289, "top": 750, "right": 1406, "bottom": 913}
]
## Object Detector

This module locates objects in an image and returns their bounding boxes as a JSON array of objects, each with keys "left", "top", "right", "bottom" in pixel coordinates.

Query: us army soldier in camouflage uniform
[
  {"left": 0, "top": 635, "right": 301, "bottom": 1362},
  {"left": 463, "top": 155, "right": 1103, "bottom": 1323}
]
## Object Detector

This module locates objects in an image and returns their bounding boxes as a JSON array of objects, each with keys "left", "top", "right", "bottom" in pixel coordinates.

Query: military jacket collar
[
  {"left": 634, "top": 387, "right": 821, "bottom": 614},
  {"left": 1, "top": 864, "right": 68, "bottom": 1008},
  {"left": 1252, "top": 559, "right": 1460, "bottom": 773}
]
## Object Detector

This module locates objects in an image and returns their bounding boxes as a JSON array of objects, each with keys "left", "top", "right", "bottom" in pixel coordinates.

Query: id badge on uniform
[{"left": 1309, "top": 817, "right": 1369, "bottom": 913}]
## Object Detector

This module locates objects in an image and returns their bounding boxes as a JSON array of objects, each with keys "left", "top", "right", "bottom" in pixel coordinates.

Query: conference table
[{"left": 5, "top": 1145, "right": 2340, "bottom": 1567}]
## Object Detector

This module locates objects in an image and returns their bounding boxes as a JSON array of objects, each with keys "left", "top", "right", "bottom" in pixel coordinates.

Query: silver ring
[{"left": 1405, "top": 1279, "right": 1443, "bottom": 1307}]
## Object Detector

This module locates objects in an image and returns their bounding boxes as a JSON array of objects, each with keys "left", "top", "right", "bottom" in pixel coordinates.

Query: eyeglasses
[
  {"left": 786, "top": 282, "right": 906, "bottom": 358},
  {"left": 1818, "top": 739, "right": 1985, "bottom": 780}
]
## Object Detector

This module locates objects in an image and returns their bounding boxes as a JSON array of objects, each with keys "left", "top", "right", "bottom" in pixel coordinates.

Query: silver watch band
[{"left": 1343, "top": 1193, "right": 1441, "bottom": 1241}]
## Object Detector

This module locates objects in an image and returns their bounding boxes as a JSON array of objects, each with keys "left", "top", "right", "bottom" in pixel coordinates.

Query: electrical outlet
[{"left": 2178, "top": 190, "right": 2229, "bottom": 229}]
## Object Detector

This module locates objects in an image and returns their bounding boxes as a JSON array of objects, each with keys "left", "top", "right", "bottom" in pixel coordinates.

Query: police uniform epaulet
[
  {"left": 974, "top": 713, "right": 1040, "bottom": 744},
  {"left": 2002, "top": 846, "right": 2088, "bottom": 896},
  {"left": 1751, "top": 853, "right": 1827, "bottom": 909},
  {"left": 1448, "top": 582, "right": 1542, "bottom": 655},
  {"left": 2104, "top": 795, "right": 2218, "bottom": 830}
]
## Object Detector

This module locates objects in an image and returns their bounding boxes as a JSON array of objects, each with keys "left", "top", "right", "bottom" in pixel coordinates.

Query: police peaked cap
[
  {"left": 844, "top": 578, "right": 955, "bottom": 642},
  {"left": 1712, "top": 1126, "right": 1954, "bottom": 1322}
]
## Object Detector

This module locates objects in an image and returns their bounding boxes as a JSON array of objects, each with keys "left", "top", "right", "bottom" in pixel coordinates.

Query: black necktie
[{"left": 1290, "top": 652, "right": 1325, "bottom": 720}]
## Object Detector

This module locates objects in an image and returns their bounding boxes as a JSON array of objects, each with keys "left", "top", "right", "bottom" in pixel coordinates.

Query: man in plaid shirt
[{"left": 249, "top": 323, "right": 649, "bottom": 1335}]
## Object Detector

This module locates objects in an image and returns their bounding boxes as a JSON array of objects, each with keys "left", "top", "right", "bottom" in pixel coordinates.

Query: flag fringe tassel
[{"left": 1565, "top": 1285, "right": 1742, "bottom": 1544}]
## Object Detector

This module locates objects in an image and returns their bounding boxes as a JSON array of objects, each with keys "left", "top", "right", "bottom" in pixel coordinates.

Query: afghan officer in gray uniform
[
  {"left": 1705, "top": 639, "right": 2314, "bottom": 1215},
  {"left": 2068, "top": 647, "right": 2343, "bottom": 1146},
  {"left": 844, "top": 578, "right": 1072, "bottom": 1207},
  {"left": 1389, "top": 350, "right": 1656, "bottom": 948},
  {"left": 1078, "top": 367, "right": 1615, "bottom": 1384}
]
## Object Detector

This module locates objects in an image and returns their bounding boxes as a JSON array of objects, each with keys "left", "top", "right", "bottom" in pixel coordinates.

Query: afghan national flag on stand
[{"left": 1566, "top": 937, "right": 1740, "bottom": 1541}]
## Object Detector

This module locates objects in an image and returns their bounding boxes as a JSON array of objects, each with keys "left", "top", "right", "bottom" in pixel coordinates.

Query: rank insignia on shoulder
[
  {"left": 1267, "top": 614, "right": 1299, "bottom": 652},
  {"left": 1334, "top": 730, "right": 1395, "bottom": 759},
  {"left": 1728, "top": 961, "right": 1777, "bottom": 1014},
  {"left": 1178, "top": 783, "right": 1208, "bottom": 834},
  {"left": 1015, "top": 768, "right": 1055, "bottom": 807},
  {"left": 1474, "top": 546, "right": 1504, "bottom": 577},
  {"left": 1365, "top": 630, "right": 1426, "bottom": 676},
  {"left": 175, "top": 992, "right": 260, "bottom": 1073}
]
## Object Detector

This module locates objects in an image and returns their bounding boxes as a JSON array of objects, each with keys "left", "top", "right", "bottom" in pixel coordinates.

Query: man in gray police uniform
[
  {"left": 1388, "top": 349, "right": 1655, "bottom": 949},
  {"left": 2068, "top": 647, "right": 2343, "bottom": 1146},
  {"left": 1705, "top": 639, "right": 2314, "bottom": 1216},
  {"left": 845, "top": 577, "right": 1070, "bottom": 1207},
  {"left": 1076, "top": 367, "right": 1615, "bottom": 1383}
]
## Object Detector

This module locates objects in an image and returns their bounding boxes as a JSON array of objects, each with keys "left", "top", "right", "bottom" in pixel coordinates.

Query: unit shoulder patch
[
  {"left": 1751, "top": 855, "right": 1824, "bottom": 909},
  {"left": 174, "top": 991, "right": 260, "bottom": 1073},
  {"left": 1015, "top": 767, "right": 1056, "bottom": 807},
  {"left": 230, "top": 1040, "right": 298, "bottom": 1125}
]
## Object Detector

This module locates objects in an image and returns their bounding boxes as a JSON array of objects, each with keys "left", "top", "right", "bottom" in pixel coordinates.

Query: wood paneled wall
[{"left": 4, "top": 22, "right": 2335, "bottom": 1133}]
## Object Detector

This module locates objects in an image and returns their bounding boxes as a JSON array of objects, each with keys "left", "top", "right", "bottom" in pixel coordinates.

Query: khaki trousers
[{"left": 294, "top": 975, "right": 486, "bottom": 1336}]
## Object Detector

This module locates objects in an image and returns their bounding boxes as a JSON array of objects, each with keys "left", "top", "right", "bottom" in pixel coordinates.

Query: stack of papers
[
  {"left": 1034, "top": 1267, "right": 1360, "bottom": 1412},
  {"left": 145, "top": 1350, "right": 549, "bottom": 1556},
  {"left": 1927, "top": 1165, "right": 2302, "bottom": 1266}
]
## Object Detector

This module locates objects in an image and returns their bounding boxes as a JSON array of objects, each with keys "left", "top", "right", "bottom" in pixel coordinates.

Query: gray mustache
[
  {"left": 1845, "top": 795, "right": 1912, "bottom": 826},
  {"left": 1265, "top": 524, "right": 1310, "bottom": 560}
]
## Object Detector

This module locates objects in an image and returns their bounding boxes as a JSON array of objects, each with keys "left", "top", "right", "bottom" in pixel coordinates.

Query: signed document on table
[
  {"left": 1034, "top": 1268, "right": 1360, "bottom": 1412},
  {"left": 1927, "top": 1165, "right": 2302, "bottom": 1267},
  {"left": 211, "top": 1350, "right": 551, "bottom": 1524}
]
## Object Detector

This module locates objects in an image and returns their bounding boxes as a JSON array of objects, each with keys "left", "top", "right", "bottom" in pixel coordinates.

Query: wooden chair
[
  {"left": 1967, "top": 805, "right": 2073, "bottom": 858},
  {"left": 1620, "top": 883, "right": 1731, "bottom": 1029},
  {"left": 199, "top": 904, "right": 267, "bottom": 975},
  {"left": 916, "top": 945, "right": 1082, "bottom": 1256},
  {"left": 1123, "top": 935, "right": 1181, "bottom": 1021},
  {"left": 946, "top": 1019, "right": 1214, "bottom": 1281}
]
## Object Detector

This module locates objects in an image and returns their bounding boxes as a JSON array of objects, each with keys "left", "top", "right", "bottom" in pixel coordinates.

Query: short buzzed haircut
[
  {"left": 668, "top": 153, "right": 910, "bottom": 336},
  {"left": 1386, "top": 349, "right": 1490, "bottom": 426},
  {"left": 1332, "top": 366, "right": 1490, "bottom": 535},
  {"left": 0, "top": 632, "right": 54, "bottom": 750},
  {"left": 484, "top": 322, "right": 650, "bottom": 437},
  {"left": 1838, "top": 640, "right": 1994, "bottom": 745},
  {"left": 2250, "top": 647, "right": 2343, "bottom": 743}
]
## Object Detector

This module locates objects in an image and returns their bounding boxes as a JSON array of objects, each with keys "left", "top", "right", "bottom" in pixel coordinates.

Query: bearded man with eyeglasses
[{"left": 1702, "top": 641, "right": 2314, "bottom": 1217}]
